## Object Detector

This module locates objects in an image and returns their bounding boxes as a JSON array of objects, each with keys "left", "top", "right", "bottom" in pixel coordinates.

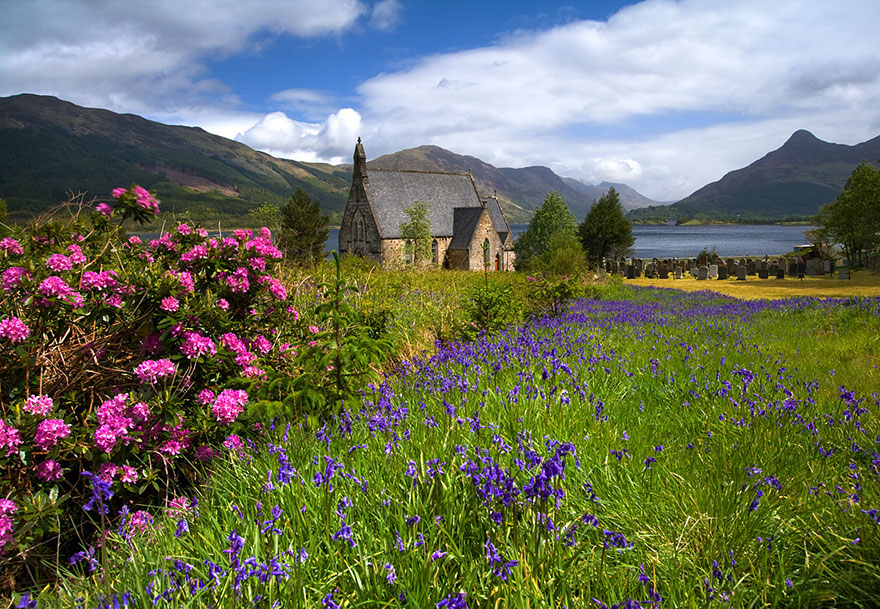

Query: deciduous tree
[
  {"left": 816, "top": 161, "right": 880, "bottom": 267},
  {"left": 514, "top": 191, "right": 578, "bottom": 272},
  {"left": 400, "top": 201, "right": 432, "bottom": 265}
]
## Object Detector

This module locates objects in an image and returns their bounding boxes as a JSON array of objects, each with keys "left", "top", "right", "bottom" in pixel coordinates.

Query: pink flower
[
  {"left": 36, "top": 459, "right": 63, "bottom": 481},
  {"left": 66, "top": 244, "right": 87, "bottom": 264},
  {"left": 96, "top": 202, "right": 113, "bottom": 217},
  {"left": 2, "top": 267, "right": 29, "bottom": 291},
  {"left": 33, "top": 419, "right": 71, "bottom": 451},
  {"left": 176, "top": 224, "right": 191, "bottom": 235},
  {"left": 129, "top": 510, "right": 154, "bottom": 535},
  {"left": 135, "top": 358, "right": 177, "bottom": 384},
  {"left": 224, "top": 267, "right": 250, "bottom": 293},
  {"left": 160, "top": 296, "right": 179, "bottom": 312},
  {"left": 112, "top": 187, "right": 127, "bottom": 198},
  {"left": 197, "top": 389, "right": 215, "bottom": 405},
  {"left": 98, "top": 462, "right": 119, "bottom": 482},
  {"left": 242, "top": 366, "right": 266, "bottom": 378},
  {"left": 0, "top": 316, "right": 30, "bottom": 343},
  {"left": 212, "top": 389, "right": 248, "bottom": 425},
  {"left": 81, "top": 270, "right": 119, "bottom": 291},
  {"left": 133, "top": 186, "right": 160, "bottom": 215},
  {"left": 216, "top": 298, "right": 229, "bottom": 310},
  {"left": 0, "top": 499, "right": 16, "bottom": 516},
  {"left": 260, "top": 277, "right": 287, "bottom": 300},
  {"left": 130, "top": 401, "right": 150, "bottom": 420},
  {"left": 248, "top": 256, "right": 266, "bottom": 272},
  {"left": 38, "top": 275, "right": 73, "bottom": 298},
  {"left": 120, "top": 465, "right": 138, "bottom": 483},
  {"left": 287, "top": 307, "right": 300, "bottom": 321},
  {"left": 253, "top": 334, "right": 272, "bottom": 354},
  {"left": 0, "top": 238, "right": 23, "bottom": 255},
  {"left": 223, "top": 434, "right": 243, "bottom": 451},
  {"left": 180, "top": 245, "right": 208, "bottom": 264},
  {"left": 128, "top": 235, "right": 142, "bottom": 246},
  {"left": 23, "top": 394, "right": 53, "bottom": 417},
  {"left": 308, "top": 325, "right": 320, "bottom": 334},
  {"left": 181, "top": 331, "right": 216, "bottom": 360},
  {"left": 94, "top": 424, "right": 119, "bottom": 453},
  {"left": 0, "top": 420, "right": 22, "bottom": 456}
]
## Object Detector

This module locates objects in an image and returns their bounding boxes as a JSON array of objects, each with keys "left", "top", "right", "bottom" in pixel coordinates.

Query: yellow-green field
[{"left": 624, "top": 269, "right": 880, "bottom": 299}]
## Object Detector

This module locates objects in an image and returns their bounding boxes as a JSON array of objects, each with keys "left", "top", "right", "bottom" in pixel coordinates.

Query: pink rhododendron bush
[{"left": 0, "top": 186, "right": 326, "bottom": 585}]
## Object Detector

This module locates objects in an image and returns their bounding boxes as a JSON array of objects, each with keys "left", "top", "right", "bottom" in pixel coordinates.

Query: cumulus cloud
[
  {"left": 0, "top": 0, "right": 366, "bottom": 116},
  {"left": 354, "top": 0, "right": 880, "bottom": 199},
  {"left": 237, "top": 108, "right": 363, "bottom": 163}
]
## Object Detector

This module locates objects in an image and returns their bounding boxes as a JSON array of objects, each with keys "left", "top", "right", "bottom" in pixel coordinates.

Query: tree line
[{"left": 513, "top": 187, "right": 634, "bottom": 274}]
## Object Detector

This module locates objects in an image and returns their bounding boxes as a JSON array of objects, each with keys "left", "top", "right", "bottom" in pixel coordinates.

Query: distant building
[{"left": 338, "top": 139, "right": 515, "bottom": 270}]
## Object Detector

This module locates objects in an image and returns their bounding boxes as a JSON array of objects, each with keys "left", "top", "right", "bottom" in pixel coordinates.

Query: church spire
[{"left": 353, "top": 137, "right": 368, "bottom": 184}]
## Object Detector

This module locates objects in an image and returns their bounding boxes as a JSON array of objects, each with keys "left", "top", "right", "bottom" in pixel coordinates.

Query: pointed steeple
[{"left": 353, "top": 137, "right": 368, "bottom": 184}]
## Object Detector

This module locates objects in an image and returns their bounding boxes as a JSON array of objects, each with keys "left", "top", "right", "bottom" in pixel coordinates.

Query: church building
[{"left": 338, "top": 139, "right": 515, "bottom": 270}]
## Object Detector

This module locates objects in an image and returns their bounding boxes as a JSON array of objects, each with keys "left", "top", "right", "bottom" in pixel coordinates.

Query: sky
[{"left": 1, "top": 0, "right": 879, "bottom": 202}]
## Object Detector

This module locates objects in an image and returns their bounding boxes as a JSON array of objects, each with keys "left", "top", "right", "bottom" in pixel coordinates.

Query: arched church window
[
  {"left": 431, "top": 239, "right": 439, "bottom": 264},
  {"left": 482, "top": 238, "right": 491, "bottom": 268}
]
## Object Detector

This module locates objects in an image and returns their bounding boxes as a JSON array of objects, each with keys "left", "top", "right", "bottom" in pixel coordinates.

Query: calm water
[{"left": 326, "top": 224, "right": 814, "bottom": 258}]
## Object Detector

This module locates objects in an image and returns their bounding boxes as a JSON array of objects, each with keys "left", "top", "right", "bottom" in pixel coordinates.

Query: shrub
[
  {"left": 454, "top": 280, "right": 522, "bottom": 340},
  {"left": 0, "top": 187, "right": 316, "bottom": 588}
]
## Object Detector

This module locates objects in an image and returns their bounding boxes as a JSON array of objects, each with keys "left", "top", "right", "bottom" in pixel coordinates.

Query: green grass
[{"left": 21, "top": 285, "right": 880, "bottom": 608}]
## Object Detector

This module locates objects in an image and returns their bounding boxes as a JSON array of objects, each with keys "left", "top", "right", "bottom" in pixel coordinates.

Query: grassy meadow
[{"left": 23, "top": 263, "right": 880, "bottom": 609}]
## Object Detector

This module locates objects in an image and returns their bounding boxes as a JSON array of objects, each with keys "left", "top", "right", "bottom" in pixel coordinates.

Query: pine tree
[{"left": 279, "top": 187, "right": 329, "bottom": 266}]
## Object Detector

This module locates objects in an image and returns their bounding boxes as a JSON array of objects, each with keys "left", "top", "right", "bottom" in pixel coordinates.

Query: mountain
[
  {"left": 0, "top": 94, "right": 661, "bottom": 226},
  {"left": 628, "top": 129, "right": 880, "bottom": 223},
  {"left": 0, "top": 94, "right": 351, "bottom": 225},
  {"left": 369, "top": 145, "right": 659, "bottom": 222}
]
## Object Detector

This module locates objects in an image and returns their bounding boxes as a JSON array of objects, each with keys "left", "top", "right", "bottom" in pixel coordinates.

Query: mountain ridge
[{"left": 628, "top": 129, "right": 880, "bottom": 223}]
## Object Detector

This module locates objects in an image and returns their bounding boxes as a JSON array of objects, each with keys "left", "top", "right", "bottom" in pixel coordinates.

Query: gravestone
[
  {"left": 788, "top": 258, "right": 797, "bottom": 275},
  {"left": 769, "top": 262, "right": 778, "bottom": 277},
  {"left": 717, "top": 266, "right": 728, "bottom": 280},
  {"left": 644, "top": 263, "right": 654, "bottom": 279},
  {"left": 776, "top": 268, "right": 785, "bottom": 279},
  {"left": 697, "top": 266, "right": 709, "bottom": 280},
  {"left": 797, "top": 260, "right": 805, "bottom": 279},
  {"left": 626, "top": 265, "right": 635, "bottom": 279},
  {"left": 726, "top": 258, "right": 736, "bottom": 275},
  {"left": 674, "top": 267, "right": 683, "bottom": 279},
  {"left": 708, "top": 264, "right": 718, "bottom": 279},
  {"left": 839, "top": 268, "right": 850, "bottom": 280},
  {"left": 736, "top": 265, "right": 747, "bottom": 281},
  {"left": 823, "top": 260, "right": 832, "bottom": 274},
  {"left": 747, "top": 260, "right": 756, "bottom": 275}
]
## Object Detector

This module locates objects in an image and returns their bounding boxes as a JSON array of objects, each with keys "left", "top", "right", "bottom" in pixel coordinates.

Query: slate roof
[
  {"left": 483, "top": 196, "right": 511, "bottom": 244},
  {"left": 449, "top": 207, "right": 485, "bottom": 250},
  {"left": 366, "top": 169, "right": 482, "bottom": 239}
]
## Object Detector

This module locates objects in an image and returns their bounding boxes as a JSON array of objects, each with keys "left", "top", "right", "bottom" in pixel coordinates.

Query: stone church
[{"left": 338, "top": 139, "right": 516, "bottom": 270}]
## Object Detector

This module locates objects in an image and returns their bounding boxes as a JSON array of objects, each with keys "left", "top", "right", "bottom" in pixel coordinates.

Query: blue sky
[{"left": 2, "top": 0, "right": 879, "bottom": 201}]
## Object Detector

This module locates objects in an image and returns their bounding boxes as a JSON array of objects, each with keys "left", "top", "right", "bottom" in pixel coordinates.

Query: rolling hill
[
  {"left": 0, "top": 94, "right": 351, "bottom": 225},
  {"left": 0, "top": 94, "right": 658, "bottom": 226},
  {"left": 628, "top": 129, "right": 880, "bottom": 223}
]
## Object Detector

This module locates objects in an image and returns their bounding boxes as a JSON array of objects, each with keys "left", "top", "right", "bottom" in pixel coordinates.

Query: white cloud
[
  {"left": 371, "top": 0, "right": 403, "bottom": 31},
  {"left": 353, "top": 0, "right": 880, "bottom": 200},
  {"left": 236, "top": 108, "right": 363, "bottom": 163},
  {"left": 0, "top": 0, "right": 366, "bottom": 116}
]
